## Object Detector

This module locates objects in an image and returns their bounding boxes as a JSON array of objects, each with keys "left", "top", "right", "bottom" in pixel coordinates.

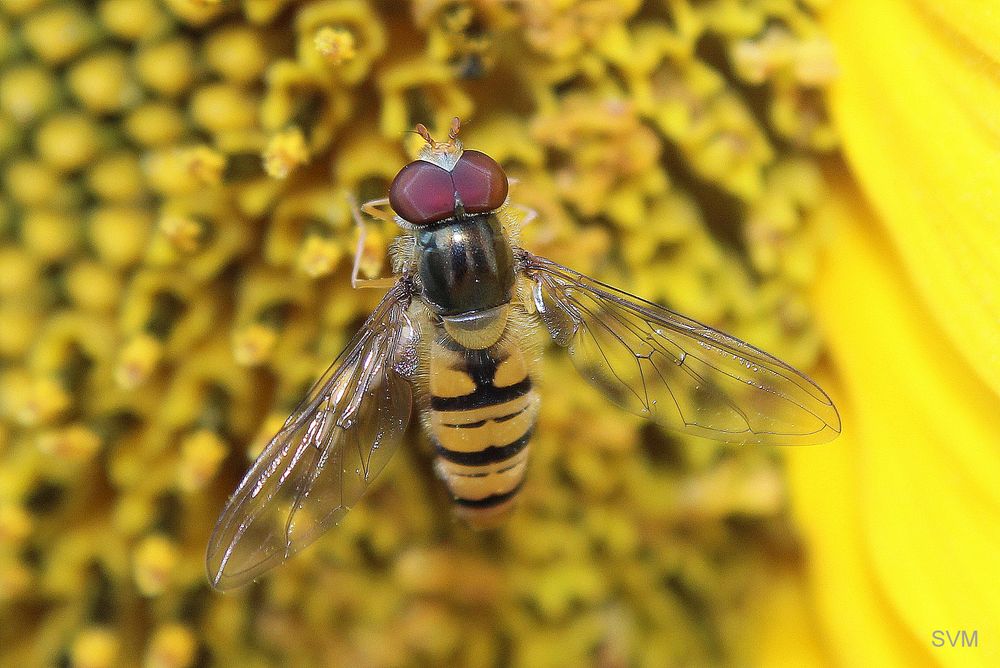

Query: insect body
[
  {"left": 427, "top": 333, "right": 538, "bottom": 528},
  {"left": 206, "top": 119, "right": 841, "bottom": 590},
  {"left": 391, "top": 127, "right": 541, "bottom": 528}
]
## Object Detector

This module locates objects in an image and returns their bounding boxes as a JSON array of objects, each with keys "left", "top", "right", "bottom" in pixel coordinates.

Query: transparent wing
[
  {"left": 206, "top": 279, "right": 417, "bottom": 591},
  {"left": 518, "top": 251, "right": 841, "bottom": 445}
]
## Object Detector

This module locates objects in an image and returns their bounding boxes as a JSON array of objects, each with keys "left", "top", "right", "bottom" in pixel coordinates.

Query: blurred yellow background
[{"left": 0, "top": 0, "right": 996, "bottom": 666}]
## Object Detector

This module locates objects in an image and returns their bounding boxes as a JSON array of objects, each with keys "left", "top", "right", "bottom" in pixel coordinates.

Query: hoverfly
[{"left": 207, "top": 118, "right": 840, "bottom": 590}]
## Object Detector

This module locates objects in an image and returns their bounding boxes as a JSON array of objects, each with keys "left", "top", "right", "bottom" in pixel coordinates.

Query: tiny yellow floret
[
  {"left": 37, "top": 424, "right": 102, "bottom": 463},
  {"left": 297, "top": 234, "right": 344, "bottom": 278},
  {"left": 0, "top": 504, "right": 32, "bottom": 545},
  {"left": 314, "top": 26, "right": 358, "bottom": 65},
  {"left": 181, "top": 146, "right": 226, "bottom": 186},
  {"left": 115, "top": 334, "right": 164, "bottom": 390},
  {"left": 232, "top": 323, "right": 279, "bottom": 366},
  {"left": 158, "top": 214, "right": 205, "bottom": 254},
  {"left": 16, "top": 376, "right": 71, "bottom": 427},
  {"left": 70, "top": 627, "right": 120, "bottom": 668},
  {"left": 0, "top": 65, "right": 58, "bottom": 122},
  {"left": 145, "top": 623, "right": 199, "bottom": 668},
  {"left": 177, "top": 429, "right": 229, "bottom": 492},
  {"left": 263, "top": 127, "right": 310, "bottom": 179},
  {"left": 133, "top": 534, "right": 179, "bottom": 597},
  {"left": 35, "top": 113, "right": 101, "bottom": 172}
]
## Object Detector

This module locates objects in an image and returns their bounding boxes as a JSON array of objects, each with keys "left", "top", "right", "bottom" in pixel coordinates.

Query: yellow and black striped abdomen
[{"left": 427, "top": 334, "right": 539, "bottom": 528}]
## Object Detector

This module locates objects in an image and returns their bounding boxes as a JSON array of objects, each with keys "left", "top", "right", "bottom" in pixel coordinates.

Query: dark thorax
[{"left": 414, "top": 210, "right": 515, "bottom": 317}]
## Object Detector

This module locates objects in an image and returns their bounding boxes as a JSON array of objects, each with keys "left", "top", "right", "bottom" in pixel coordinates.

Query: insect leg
[
  {"left": 349, "top": 195, "right": 397, "bottom": 290},
  {"left": 360, "top": 197, "right": 397, "bottom": 223},
  {"left": 512, "top": 203, "right": 538, "bottom": 228}
]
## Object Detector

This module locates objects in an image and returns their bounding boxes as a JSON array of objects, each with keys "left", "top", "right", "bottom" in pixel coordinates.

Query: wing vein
[
  {"left": 206, "top": 279, "right": 416, "bottom": 590},
  {"left": 519, "top": 250, "right": 840, "bottom": 445}
]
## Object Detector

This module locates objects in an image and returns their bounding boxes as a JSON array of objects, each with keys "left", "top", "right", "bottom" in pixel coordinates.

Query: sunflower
[
  {"left": 0, "top": 0, "right": 995, "bottom": 666},
  {"left": 772, "top": 2, "right": 1000, "bottom": 666}
]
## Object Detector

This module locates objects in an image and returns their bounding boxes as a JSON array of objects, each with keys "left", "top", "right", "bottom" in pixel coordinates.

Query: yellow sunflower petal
[
  {"left": 743, "top": 563, "right": 829, "bottom": 667},
  {"left": 823, "top": 0, "right": 1000, "bottom": 398},
  {"left": 786, "top": 176, "right": 1000, "bottom": 666}
]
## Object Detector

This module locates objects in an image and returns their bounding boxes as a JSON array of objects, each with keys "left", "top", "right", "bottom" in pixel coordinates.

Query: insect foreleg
[
  {"left": 512, "top": 203, "right": 537, "bottom": 228},
  {"left": 360, "top": 197, "right": 397, "bottom": 223},
  {"left": 349, "top": 195, "right": 398, "bottom": 290}
]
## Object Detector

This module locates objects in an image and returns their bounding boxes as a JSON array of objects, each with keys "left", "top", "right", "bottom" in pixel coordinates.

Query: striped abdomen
[{"left": 427, "top": 333, "right": 539, "bottom": 528}]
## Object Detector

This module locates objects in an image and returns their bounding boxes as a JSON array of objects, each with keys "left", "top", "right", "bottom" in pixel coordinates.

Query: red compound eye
[
  {"left": 388, "top": 150, "right": 509, "bottom": 225},
  {"left": 388, "top": 160, "right": 455, "bottom": 225},
  {"left": 451, "top": 150, "right": 508, "bottom": 214}
]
